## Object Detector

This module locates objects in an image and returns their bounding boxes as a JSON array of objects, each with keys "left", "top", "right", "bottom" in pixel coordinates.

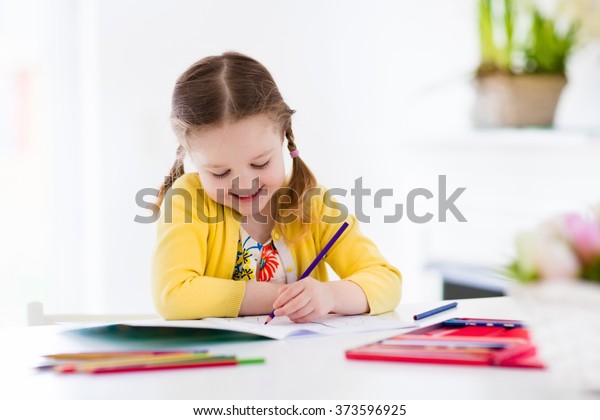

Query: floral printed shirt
[{"left": 232, "top": 226, "right": 286, "bottom": 284}]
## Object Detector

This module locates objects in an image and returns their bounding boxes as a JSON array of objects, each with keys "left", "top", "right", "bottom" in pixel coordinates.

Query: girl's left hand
[{"left": 272, "top": 277, "right": 335, "bottom": 323}]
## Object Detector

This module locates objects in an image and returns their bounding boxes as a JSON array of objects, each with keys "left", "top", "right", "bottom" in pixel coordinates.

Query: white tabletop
[{"left": 2, "top": 297, "right": 560, "bottom": 400}]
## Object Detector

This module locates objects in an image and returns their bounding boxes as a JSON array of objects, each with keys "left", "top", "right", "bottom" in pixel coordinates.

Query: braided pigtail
[
  {"left": 271, "top": 115, "right": 318, "bottom": 243},
  {"left": 156, "top": 145, "right": 186, "bottom": 210}
]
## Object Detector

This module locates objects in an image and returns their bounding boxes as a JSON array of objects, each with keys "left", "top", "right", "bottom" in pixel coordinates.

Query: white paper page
[
  {"left": 120, "top": 316, "right": 312, "bottom": 339},
  {"left": 123, "top": 312, "right": 416, "bottom": 340},
  {"left": 309, "top": 312, "right": 417, "bottom": 333}
]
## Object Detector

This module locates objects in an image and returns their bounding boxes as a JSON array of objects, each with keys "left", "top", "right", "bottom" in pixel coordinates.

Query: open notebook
[{"left": 117, "top": 313, "right": 416, "bottom": 340}]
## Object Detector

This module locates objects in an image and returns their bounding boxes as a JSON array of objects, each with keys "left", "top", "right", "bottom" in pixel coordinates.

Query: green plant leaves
[{"left": 477, "top": 0, "right": 579, "bottom": 75}]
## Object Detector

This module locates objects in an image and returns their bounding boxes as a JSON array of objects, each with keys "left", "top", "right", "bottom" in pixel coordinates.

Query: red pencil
[{"left": 90, "top": 359, "right": 239, "bottom": 374}]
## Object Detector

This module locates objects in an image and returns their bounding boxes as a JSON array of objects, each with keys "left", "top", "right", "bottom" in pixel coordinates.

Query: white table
[{"left": 2, "top": 297, "right": 561, "bottom": 399}]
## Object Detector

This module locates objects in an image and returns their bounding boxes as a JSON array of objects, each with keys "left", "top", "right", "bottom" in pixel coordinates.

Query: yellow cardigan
[{"left": 151, "top": 173, "right": 402, "bottom": 319}]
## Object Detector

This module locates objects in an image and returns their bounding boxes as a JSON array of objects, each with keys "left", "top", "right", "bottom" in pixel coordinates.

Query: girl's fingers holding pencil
[
  {"left": 272, "top": 280, "right": 308, "bottom": 309},
  {"left": 275, "top": 279, "right": 336, "bottom": 322},
  {"left": 291, "top": 308, "right": 322, "bottom": 323},
  {"left": 275, "top": 292, "right": 312, "bottom": 318}
]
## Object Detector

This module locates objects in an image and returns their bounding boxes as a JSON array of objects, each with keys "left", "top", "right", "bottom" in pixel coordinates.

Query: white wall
[{"left": 1, "top": 0, "right": 599, "bottom": 326}]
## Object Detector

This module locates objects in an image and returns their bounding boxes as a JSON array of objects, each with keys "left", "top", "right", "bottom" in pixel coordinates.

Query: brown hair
[{"left": 157, "top": 51, "right": 317, "bottom": 239}]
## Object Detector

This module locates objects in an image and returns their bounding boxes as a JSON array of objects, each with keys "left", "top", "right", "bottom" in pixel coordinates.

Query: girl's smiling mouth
[{"left": 230, "top": 187, "right": 264, "bottom": 203}]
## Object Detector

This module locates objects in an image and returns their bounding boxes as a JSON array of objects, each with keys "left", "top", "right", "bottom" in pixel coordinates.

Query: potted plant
[{"left": 473, "top": 0, "right": 583, "bottom": 127}]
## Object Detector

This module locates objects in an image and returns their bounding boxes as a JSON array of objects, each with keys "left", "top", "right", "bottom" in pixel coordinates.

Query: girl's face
[{"left": 187, "top": 114, "right": 286, "bottom": 223}]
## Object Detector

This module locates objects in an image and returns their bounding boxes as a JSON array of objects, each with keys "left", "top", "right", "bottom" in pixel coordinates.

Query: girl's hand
[{"left": 272, "top": 277, "right": 335, "bottom": 323}]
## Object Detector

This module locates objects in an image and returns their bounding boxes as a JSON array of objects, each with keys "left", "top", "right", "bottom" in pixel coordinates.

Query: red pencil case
[{"left": 345, "top": 319, "right": 544, "bottom": 369}]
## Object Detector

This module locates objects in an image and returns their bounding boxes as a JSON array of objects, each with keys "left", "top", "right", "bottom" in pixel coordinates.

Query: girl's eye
[
  {"left": 211, "top": 160, "right": 268, "bottom": 179},
  {"left": 252, "top": 160, "right": 270, "bottom": 169},
  {"left": 212, "top": 170, "right": 230, "bottom": 179}
]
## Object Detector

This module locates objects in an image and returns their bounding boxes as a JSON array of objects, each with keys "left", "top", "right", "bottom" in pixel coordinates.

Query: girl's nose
[{"left": 231, "top": 176, "right": 260, "bottom": 195}]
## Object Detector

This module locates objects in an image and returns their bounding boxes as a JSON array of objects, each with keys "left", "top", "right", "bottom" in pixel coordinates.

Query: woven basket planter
[{"left": 472, "top": 73, "right": 567, "bottom": 128}]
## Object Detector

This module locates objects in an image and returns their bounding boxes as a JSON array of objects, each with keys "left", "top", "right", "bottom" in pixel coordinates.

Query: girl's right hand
[{"left": 272, "top": 277, "right": 336, "bottom": 323}]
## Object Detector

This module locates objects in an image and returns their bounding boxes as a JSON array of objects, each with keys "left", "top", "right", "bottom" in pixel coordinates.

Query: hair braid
[
  {"left": 156, "top": 145, "right": 186, "bottom": 209},
  {"left": 271, "top": 120, "right": 317, "bottom": 233}
]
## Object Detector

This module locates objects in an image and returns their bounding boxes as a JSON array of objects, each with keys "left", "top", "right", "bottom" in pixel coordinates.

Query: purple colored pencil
[{"left": 264, "top": 221, "right": 350, "bottom": 324}]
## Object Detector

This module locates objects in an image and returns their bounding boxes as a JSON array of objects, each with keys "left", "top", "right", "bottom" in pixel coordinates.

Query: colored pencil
[
  {"left": 90, "top": 358, "right": 238, "bottom": 374},
  {"left": 44, "top": 350, "right": 207, "bottom": 360},
  {"left": 90, "top": 357, "right": 265, "bottom": 375},
  {"left": 380, "top": 339, "right": 508, "bottom": 349},
  {"left": 53, "top": 353, "right": 217, "bottom": 374},
  {"left": 441, "top": 318, "right": 524, "bottom": 328},
  {"left": 413, "top": 302, "right": 458, "bottom": 320},
  {"left": 264, "top": 221, "right": 349, "bottom": 324}
]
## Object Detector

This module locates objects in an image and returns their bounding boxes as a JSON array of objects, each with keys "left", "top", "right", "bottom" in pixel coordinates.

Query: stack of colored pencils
[{"left": 38, "top": 351, "right": 265, "bottom": 374}]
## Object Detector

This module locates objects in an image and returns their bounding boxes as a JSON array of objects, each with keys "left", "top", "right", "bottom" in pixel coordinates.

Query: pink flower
[
  {"left": 563, "top": 213, "right": 600, "bottom": 264},
  {"left": 511, "top": 206, "right": 600, "bottom": 283}
]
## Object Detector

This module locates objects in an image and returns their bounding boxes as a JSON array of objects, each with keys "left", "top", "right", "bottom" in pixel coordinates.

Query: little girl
[{"left": 152, "top": 51, "right": 402, "bottom": 322}]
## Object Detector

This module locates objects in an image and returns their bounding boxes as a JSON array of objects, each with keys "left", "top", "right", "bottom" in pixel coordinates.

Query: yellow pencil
[{"left": 44, "top": 350, "right": 205, "bottom": 360}]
